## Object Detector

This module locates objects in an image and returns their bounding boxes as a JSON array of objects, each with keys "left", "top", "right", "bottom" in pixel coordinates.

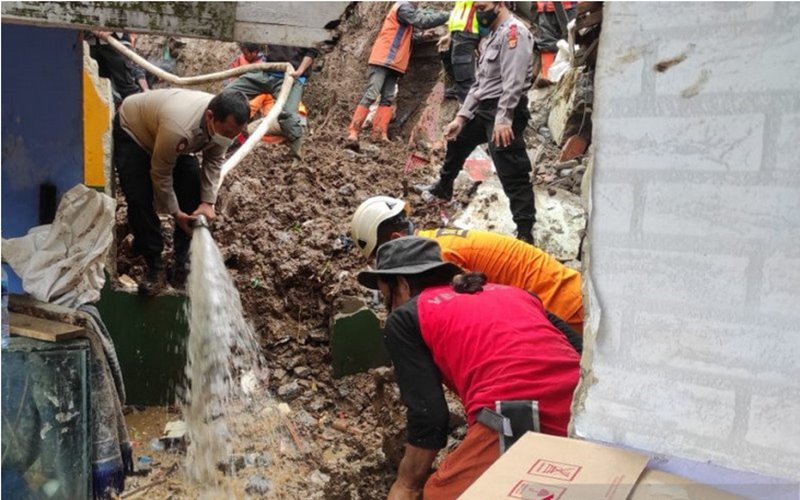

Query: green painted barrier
[
  {"left": 96, "top": 278, "right": 188, "bottom": 406},
  {"left": 330, "top": 297, "right": 391, "bottom": 378}
]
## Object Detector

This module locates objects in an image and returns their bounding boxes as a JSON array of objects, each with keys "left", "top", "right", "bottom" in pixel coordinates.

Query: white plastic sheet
[{"left": 2, "top": 184, "right": 115, "bottom": 308}]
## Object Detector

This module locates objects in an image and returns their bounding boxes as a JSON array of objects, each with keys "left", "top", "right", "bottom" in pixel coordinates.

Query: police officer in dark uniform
[{"left": 420, "top": 1, "right": 537, "bottom": 244}]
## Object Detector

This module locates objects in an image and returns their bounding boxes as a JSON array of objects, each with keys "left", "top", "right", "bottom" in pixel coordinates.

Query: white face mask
[{"left": 208, "top": 119, "right": 235, "bottom": 149}]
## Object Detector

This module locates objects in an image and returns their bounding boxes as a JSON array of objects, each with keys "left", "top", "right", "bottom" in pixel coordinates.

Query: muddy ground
[{"left": 115, "top": 3, "right": 588, "bottom": 498}]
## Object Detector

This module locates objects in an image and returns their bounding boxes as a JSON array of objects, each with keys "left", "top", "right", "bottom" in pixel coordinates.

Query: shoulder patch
[
  {"left": 176, "top": 138, "right": 188, "bottom": 153},
  {"left": 508, "top": 24, "right": 517, "bottom": 49}
]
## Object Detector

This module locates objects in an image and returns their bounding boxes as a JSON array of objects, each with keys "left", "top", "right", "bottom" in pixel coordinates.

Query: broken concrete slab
[
  {"left": 548, "top": 67, "right": 594, "bottom": 146},
  {"left": 453, "top": 178, "right": 586, "bottom": 261}
]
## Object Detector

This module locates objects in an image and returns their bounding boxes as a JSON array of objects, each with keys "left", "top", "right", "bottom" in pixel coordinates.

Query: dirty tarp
[{"left": 2, "top": 184, "right": 115, "bottom": 308}]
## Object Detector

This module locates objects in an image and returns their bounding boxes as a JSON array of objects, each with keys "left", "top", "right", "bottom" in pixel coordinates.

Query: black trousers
[
  {"left": 441, "top": 31, "right": 480, "bottom": 103},
  {"left": 113, "top": 117, "right": 201, "bottom": 270},
  {"left": 439, "top": 98, "right": 536, "bottom": 231}
]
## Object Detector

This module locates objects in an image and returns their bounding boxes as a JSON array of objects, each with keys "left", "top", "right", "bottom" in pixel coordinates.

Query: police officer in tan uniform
[
  {"left": 419, "top": 1, "right": 537, "bottom": 244},
  {"left": 114, "top": 89, "right": 249, "bottom": 294}
]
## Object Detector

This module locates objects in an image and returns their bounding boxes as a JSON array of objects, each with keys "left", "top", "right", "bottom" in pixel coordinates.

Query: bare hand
[
  {"left": 421, "top": 30, "right": 438, "bottom": 42},
  {"left": 444, "top": 117, "right": 465, "bottom": 141},
  {"left": 174, "top": 211, "right": 196, "bottom": 235},
  {"left": 289, "top": 70, "right": 302, "bottom": 79},
  {"left": 437, "top": 33, "right": 452, "bottom": 52},
  {"left": 387, "top": 481, "right": 422, "bottom": 500},
  {"left": 92, "top": 30, "right": 112, "bottom": 41},
  {"left": 492, "top": 123, "right": 515, "bottom": 148},
  {"left": 192, "top": 202, "right": 216, "bottom": 221}
]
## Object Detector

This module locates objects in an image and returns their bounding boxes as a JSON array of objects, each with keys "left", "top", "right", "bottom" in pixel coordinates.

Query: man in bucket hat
[{"left": 358, "top": 237, "right": 580, "bottom": 499}]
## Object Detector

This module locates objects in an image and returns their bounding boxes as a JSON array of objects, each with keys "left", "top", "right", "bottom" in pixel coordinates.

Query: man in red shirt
[{"left": 358, "top": 237, "right": 580, "bottom": 499}]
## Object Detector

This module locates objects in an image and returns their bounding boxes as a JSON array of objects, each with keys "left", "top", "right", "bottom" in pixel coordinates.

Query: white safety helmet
[{"left": 351, "top": 196, "right": 407, "bottom": 258}]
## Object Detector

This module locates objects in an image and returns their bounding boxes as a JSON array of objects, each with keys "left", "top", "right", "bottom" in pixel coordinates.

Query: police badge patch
[{"left": 508, "top": 24, "right": 517, "bottom": 49}]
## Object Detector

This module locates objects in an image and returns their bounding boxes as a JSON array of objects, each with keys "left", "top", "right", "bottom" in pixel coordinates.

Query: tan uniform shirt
[
  {"left": 118, "top": 89, "right": 226, "bottom": 215},
  {"left": 458, "top": 16, "right": 534, "bottom": 126}
]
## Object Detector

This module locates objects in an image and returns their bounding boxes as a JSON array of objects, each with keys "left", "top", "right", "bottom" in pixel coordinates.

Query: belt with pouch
[{"left": 476, "top": 400, "right": 540, "bottom": 454}]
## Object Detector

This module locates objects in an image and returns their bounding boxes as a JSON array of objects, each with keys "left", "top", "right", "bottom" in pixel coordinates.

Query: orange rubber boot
[
  {"left": 347, "top": 105, "right": 370, "bottom": 143},
  {"left": 371, "top": 106, "right": 393, "bottom": 142}
]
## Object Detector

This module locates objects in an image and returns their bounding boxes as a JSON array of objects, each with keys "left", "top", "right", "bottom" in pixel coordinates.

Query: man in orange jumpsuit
[{"left": 351, "top": 196, "right": 583, "bottom": 336}]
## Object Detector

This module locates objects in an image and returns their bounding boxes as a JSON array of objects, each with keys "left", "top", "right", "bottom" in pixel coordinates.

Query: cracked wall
[{"left": 573, "top": 2, "right": 800, "bottom": 482}]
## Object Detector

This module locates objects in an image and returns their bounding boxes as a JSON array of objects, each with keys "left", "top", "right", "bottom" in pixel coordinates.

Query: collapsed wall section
[{"left": 574, "top": 1, "right": 800, "bottom": 483}]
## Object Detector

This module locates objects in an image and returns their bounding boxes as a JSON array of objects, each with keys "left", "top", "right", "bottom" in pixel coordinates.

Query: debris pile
[{"left": 115, "top": 3, "right": 595, "bottom": 497}]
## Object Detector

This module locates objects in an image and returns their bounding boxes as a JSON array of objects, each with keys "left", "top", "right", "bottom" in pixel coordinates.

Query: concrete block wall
[{"left": 575, "top": 2, "right": 800, "bottom": 482}]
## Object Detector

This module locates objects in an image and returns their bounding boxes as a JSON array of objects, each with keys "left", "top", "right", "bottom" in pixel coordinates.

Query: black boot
[
  {"left": 168, "top": 260, "right": 190, "bottom": 289},
  {"left": 516, "top": 223, "right": 535, "bottom": 246},
  {"left": 415, "top": 179, "right": 454, "bottom": 202},
  {"left": 139, "top": 257, "right": 165, "bottom": 296}
]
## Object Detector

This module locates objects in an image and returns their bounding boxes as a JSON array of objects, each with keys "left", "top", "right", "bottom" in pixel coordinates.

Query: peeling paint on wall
[{"left": 82, "top": 42, "right": 112, "bottom": 191}]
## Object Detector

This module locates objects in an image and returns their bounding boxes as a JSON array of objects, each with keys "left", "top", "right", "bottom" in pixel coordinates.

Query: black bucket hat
[{"left": 357, "top": 236, "right": 463, "bottom": 290}]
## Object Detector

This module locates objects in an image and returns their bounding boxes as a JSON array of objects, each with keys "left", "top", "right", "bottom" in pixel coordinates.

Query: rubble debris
[
  {"left": 113, "top": 1, "right": 597, "bottom": 497},
  {"left": 244, "top": 474, "right": 272, "bottom": 496},
  {"left": 217, "top": 454, "right": 246, "bottom": 475},
  {"left": 277, "top": 381, "right": 303, "bottom": 400}
]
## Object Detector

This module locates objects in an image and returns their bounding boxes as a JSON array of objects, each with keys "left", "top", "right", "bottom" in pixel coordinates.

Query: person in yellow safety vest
[{"left": 441, "top": 1, "right": 482, "bottom": 103}]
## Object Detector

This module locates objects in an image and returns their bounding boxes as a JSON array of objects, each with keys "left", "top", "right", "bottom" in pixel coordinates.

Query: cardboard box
[{"left": 460, "top": 432, "right": 741, "bottom": 500}]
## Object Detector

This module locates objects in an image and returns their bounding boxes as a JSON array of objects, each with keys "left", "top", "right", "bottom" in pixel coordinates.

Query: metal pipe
[
  {"left": 192, "top": 214, "right": 210, "bottom": 230},
  {"left": 102, "top": 35, "right": 296, "bottom": 186}
]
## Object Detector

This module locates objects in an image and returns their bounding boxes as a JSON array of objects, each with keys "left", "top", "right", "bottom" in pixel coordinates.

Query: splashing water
[{"left": 183, "top": 224, "right": 263, "bottom": 487}]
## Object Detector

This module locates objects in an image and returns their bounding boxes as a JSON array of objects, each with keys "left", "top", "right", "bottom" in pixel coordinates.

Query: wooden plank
[
  {"left": 576, "top": 9, "right": 603, "bottom": 31},
  {"left": 1, "top": 2, "right": 237, "bottom": 40},
  {"left": 234, "top": 22, "right": 334, "bottom": 47},
  {"left": 235, "top": 2, "right": 350, "bottom": 29},
  {"left": 2, "top": 1, "right": 348, "bottom": 47},
  {"left": 577, "top": 2, "right": 603, "bottom": 15},
  {"left": 9, "top": 312, "right": 84, "bottom": 343}
]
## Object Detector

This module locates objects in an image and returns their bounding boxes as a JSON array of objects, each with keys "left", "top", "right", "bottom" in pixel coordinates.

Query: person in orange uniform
[
  {"left": 357, "top": 237, "right": 580, "bottom": 499},
  {"left": 346, "top": 2, "right": 449, "bottom": 147},
  {"left": 351, "top": 196, "right": 584, "bottom": 336},
  {"left": 225, "top": 43, "right": 309, "bottom": 145}
]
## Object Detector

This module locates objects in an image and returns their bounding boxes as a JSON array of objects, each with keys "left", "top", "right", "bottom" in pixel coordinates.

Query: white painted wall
[{"left": 576, "top": 2, "right": 800, "bottom": 482}]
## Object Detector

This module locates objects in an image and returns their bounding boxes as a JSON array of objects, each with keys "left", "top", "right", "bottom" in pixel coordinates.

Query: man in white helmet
[{"left": 351, "top": 196, "right": 584, "bottom": 337}]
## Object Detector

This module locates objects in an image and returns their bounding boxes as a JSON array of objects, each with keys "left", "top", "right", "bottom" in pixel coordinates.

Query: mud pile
[
  {"left": 118, "top": 4, "right": 454, "bottom": 498},
  {"left": 116, "top": 3, "right": 589, "bottom": 497}
]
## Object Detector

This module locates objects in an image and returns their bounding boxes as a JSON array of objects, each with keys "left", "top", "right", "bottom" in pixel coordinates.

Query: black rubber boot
[
  {"left": 138, "top": 257, "right": 165, "bottom": 296},
  {"left": 416, "top": 180, "right": 454, "bottom": 202},
  {"left": 516, "top": 223, "right": 535, "bottom": 246}
]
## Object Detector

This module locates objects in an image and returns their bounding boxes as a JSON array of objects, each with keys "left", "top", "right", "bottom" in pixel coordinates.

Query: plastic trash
[
  {"left": 149, "top": 438, "right": 165, "bottom": 452},
  {"left": 548, "top": 39, "right": 574, "bottom": 83}
]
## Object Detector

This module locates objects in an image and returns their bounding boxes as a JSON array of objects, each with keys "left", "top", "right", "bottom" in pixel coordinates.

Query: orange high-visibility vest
[{"left": 368, "top": 2, "right": 414, "bottom": 74}]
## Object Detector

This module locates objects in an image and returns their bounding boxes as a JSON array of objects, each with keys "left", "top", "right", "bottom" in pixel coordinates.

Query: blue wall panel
[{"left": 1, "top": 26, "right": 84, "bottom": 292}]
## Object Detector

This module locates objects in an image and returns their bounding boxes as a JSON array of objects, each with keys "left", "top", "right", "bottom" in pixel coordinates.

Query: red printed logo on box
[
  {"left": 508, "top": 480, "right": 567, "bottom": 500},
  {"left": 527, "top": 459, "right": 582, "bottom": 482}
]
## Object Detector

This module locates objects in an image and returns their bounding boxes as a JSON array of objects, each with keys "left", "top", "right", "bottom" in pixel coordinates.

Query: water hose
[{"left": 102, "top": 34, "right": 296, "bottom": 189}]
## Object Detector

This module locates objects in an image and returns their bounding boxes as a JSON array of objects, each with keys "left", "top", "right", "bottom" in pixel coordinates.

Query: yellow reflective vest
[{"left": 447, "top": 1, "right": 480, "bottom": 34}]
